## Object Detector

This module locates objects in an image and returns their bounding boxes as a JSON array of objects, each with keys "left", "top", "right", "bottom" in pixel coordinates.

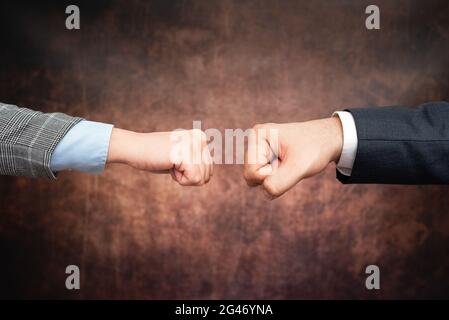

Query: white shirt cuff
[{"left": 333, "top": 111, "right": 358, "bottom": 176}]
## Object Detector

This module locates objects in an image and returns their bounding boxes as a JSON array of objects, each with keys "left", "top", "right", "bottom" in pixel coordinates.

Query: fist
[
  {"left": 244, "top": 118, "right": 343, "bottom": 198},
  {"left": 168, "top": 129, "right": 213, "bottom": 186}
]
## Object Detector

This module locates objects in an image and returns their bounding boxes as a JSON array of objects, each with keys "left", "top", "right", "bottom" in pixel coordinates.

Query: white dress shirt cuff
[{"left": 333, "top": 111, "right": 358, "bottom": 176}]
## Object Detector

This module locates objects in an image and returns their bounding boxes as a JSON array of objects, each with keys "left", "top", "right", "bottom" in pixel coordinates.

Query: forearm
[
  {"left": 0, "top": 102, "right": 83, "bottom": 179},
  {"left": 107, "top": 128, "right": 141, "bottom": 165},
  {"left": 106, "top": 128, "right": 174, "bottom": 171}
]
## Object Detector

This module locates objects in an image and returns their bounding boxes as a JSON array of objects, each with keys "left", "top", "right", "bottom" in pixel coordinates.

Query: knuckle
[
  {"left": 192, "top": 174, "right": 202, "bottom": 184},
  {"left": 243, "top": 167, "right": 254, "bottom": 180},
  {"left": 263, "top": 181, "right": 281, "bottom": 197}
]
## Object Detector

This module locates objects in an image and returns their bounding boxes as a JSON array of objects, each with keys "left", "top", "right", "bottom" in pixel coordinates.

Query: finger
[
  {"left": 169, "top": 168, "right": 178, "bottom": 182},
  {"left": 210, "top": 156, "right": 214, "bottom": 177},
  {"left": 206, "top": 139, "right": 215, "bottom": 177},
  {"left": 204, "top": 165, "right": 210, "bottom": 184},
  {"left": 201, "top": 145, "right": 210, "bottom": 183},
  {"left": 203, "top": 149, "right": 211, "bottom": 183},
  {"left": 198, "top": 133, "right": 209, "bottom": 185},
  {"left": 199, "top": 159, "right": 206, "bottom": 185},
  {"left": 184, "top": 164, "right": 202, "bottom": 186},
  {"left": 173, "top": 162, "right": 196, "bottom": 186},
  {"left": 206, "top": 145, "right": 213, "bottom": 178},
  {"left": 244, "top": 137, "right": 272, "bottom": 186},
  {"left": 198, "top": 163, "right": 208, "bottom": 186},
  {"left": 188, "top": 132, "right": 205, "bottom": 186},
  {"left": 262, "top": 157, "right": 302, "bottom": 199},
  {"left": 174, "top": 168, "right": 188, "bottom": 185},
  {"left": 244, "top": 130, "right": 264, "bottom": 184},
  {"left": 195, "top": 161, "right": 206, "bottom": 186}
]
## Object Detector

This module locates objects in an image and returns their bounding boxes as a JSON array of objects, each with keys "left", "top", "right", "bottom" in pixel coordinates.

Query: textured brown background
[{"left": 0, "top": 0, "right": 449, "bottom": 299}]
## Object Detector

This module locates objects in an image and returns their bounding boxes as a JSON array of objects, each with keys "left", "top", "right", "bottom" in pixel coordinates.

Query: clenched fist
[
  {"left": 244, "top": 117, "right": 343, "bottom": 198},
  {"left": 107, "top": 128, "right": 213, "bottom": 186}
]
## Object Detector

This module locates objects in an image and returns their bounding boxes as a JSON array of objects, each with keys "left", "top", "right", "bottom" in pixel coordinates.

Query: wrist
[{"left": 107, "top": 128, "right": 141, "bottom": 166}]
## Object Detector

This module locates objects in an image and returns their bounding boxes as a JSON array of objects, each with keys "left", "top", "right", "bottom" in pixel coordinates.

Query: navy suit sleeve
[{"left": 337, "top": 101, "right": 449, "bottom": 184}]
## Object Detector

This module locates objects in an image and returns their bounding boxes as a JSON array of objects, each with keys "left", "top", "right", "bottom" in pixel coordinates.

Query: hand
[
  {"left": 107, "top": 128, "right": 213, "bottom": 186},
  {"left": 244, "top": 117, "right": 343, "bottom": 198}
]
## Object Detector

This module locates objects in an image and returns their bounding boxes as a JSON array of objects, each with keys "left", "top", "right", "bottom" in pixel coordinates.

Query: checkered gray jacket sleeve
[{"left": 0, "top": 102, "right": 83, "bottom": 179}]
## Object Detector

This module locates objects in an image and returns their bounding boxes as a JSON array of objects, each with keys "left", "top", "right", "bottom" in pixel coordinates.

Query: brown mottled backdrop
[{"left": 0, "top": 0, "right": 448, "bottom": 299}]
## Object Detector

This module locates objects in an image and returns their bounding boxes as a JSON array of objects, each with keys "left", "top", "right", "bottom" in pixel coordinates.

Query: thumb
[{"left": 262, "top": 157, "right": 303, "bottom": 199}]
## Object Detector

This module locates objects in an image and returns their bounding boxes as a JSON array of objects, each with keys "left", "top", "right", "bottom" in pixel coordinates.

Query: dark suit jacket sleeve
[
  {"left": 337, "top": 101, "right": 449, "bottom": 184},
  {"left": 0, "top": 102, "right": 83, "bottom": 179}
]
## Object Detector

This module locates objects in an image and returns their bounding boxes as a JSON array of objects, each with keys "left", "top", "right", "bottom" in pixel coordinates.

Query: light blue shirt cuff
[{"left": 51, "top": 120, "right": 114, "bottom": 174}]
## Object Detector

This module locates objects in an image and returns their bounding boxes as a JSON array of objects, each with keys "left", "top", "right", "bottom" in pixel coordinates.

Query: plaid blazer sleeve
[{"left": 0, "top": 102, "right": 83, "bottom": 179}]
